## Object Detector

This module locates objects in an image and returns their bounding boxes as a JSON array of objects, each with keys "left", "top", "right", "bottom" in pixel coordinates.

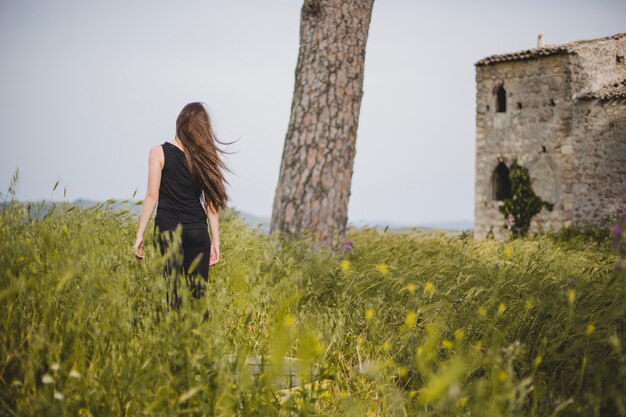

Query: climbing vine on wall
[{"left": 499, "top": 159, "right": 554, "bottom": 238}]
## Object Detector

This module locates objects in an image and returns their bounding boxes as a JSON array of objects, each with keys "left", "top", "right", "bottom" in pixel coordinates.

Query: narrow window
[
  {"left": 496, "top": 85, "right": 507, "bottom": 113},
  {"left": 492, "top": 162, "right": 511, "bottom": 201}
]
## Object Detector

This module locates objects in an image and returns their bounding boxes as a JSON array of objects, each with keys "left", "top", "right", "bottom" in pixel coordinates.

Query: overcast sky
[{"left": 1, "top": 0, "right": 624, "bottom": 226}]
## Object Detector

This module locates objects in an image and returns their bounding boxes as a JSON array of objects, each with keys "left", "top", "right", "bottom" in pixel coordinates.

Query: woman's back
[
  {"left": 134, "top": 102, "right": 226, "bottom": 307},
  {"left": 155, "top": 141, "right": 207, "bottom": 230}
]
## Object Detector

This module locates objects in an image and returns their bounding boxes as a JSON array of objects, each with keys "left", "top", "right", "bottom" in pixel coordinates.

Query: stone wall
[
  {"left": 474, "top": 55, "right": 573, "bottom": 238},
  {"left": 569, "top": 36, "right": 626, "bottom": 98},
  {"left": 571, "top": 99, "right": 626, "bottom": 223}
]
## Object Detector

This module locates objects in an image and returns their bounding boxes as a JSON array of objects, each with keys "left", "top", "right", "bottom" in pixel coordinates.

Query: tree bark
[{"left": 270, "top": 0, "right": 375, "bottom": 247}]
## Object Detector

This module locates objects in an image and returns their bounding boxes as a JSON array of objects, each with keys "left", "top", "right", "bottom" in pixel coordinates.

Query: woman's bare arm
[
  {"left": 206, "top": 203, "right": 220, "bottom": 265},
  {"left": 134, "top": 146, "right": 164, "bottom": 259}
]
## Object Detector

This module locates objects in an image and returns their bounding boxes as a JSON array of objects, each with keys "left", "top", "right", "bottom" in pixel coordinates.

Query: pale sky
[{"left": 1, "top": 0, "right": 624, "bottom": 226}]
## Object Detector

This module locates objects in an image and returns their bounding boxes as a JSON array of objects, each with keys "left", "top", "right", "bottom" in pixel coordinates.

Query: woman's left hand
[
  {"left": 134, "top": 236, "right": 144, "bottom": 260},
  {"left": 209, "top": 244, "right": 220, "bottom": 266}
]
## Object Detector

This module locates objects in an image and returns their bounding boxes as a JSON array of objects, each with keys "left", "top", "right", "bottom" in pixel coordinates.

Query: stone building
[{"left": 474, "top": 32, "right": 626, "bottom": 238}]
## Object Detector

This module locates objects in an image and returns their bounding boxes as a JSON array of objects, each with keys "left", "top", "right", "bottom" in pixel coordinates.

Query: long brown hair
[{"left": 175, "top": 102, "right": 230, "bottom": 212}]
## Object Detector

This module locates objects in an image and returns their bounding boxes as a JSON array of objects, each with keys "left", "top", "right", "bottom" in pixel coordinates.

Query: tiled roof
[
  {"left": 475, "top": 45, "right": 571, "bottom": 66},
  {"left": 580, "top": 79, "right": 626, "bottom": 101},
  {"left": 475, "top": 32, "right": 626, "bottom": 66}
]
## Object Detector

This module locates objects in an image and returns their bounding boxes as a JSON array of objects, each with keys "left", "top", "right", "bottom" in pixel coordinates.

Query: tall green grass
[{"left": 1, "top": 194, "right": 624, "bottom": 416}]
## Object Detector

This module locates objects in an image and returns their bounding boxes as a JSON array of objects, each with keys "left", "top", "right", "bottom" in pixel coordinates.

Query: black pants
[{"left": 154, "top": 222, "right": 210, "bottom": 309}]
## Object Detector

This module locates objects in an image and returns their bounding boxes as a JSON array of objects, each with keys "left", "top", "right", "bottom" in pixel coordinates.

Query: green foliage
[
  {"left": 499, "top": 160, "right": 554, "bottom": 238},
  {"left": 1, "top": 196, "right": 625, "bottom": 416},
  {"left": 542, "top": 219, "right": 613, "bottom": 251}
]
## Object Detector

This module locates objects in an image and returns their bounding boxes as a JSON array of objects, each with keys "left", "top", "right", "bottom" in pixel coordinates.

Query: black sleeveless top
[{"left": 155, "top": 142, "right": 208, "bottom": 230}]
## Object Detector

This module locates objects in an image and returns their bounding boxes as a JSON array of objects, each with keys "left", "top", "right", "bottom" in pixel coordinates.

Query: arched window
[
  {"left": 492, "top": 162, "right": 511, "bottom": 201},
  {"left": 496, "top": 85, "right": 507, "bottom": 113}
]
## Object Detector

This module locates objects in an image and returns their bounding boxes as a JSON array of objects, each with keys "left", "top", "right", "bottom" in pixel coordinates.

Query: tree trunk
[{"left": 270, "top": 0, "right": 375, "bottom": 247}]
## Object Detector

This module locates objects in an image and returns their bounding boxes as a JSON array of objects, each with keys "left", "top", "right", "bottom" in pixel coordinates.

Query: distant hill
[
  {"left": 340, "top": 217, "right": 473, "bottom": 232},
  {"left": 417, "top": 220, "right": 474, "bottom": 231},
  {"left": 235, "top": 210, "right": 270, "bottom": 232},
  {"left": 5, "top": 199, "right": 473, "bottom": 232},
  {"left": 236, "top": 212, "right": 474, "bottom": 233}
]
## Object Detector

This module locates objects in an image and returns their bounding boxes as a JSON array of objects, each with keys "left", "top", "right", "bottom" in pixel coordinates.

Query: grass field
[{"left": 1, "top": 194, "right": 625, "bottom": 416}]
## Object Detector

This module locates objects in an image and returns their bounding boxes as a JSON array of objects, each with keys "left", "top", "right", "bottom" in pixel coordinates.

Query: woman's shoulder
[
  {"left": 150, "top": 144, "right": 165, "bottom": 155},
  {"left": 148, "top": 144, "right": 165, "bottom": 166}
]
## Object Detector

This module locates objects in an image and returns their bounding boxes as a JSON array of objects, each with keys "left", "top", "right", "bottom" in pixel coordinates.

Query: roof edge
[{"left": 475, "top": 32, "right": 626, "bottom": 67}]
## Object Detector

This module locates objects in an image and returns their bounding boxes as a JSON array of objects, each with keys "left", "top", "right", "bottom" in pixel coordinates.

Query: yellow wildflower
[
  {"left": 477, "top": 306, "right": 487, "bottom": 317},
  {"left": 497, "top": 303, "right": 506, "bottom": 315},
  {"left": 78, "top": 408, "right": 94, "bottom": 417},
  {"left": 454, "top": 329, "right": 465, "bottom": 341},
  {"left": 533, "top": 355, "right": 542, "bottom": 368},
  {"left": 283, "top": 314, "right": 295, "bottom": 327},
  {"left": 406, "top": 283, "right": 416, "bottom": 295},
  {"left": 503, "top": 245, "right": 513, "bottom": 259},
  {"left": 382, "top": 340, "right": 391, "bottom": 352},
  {"left": 405, "top": 311, "right": 417, "bottom": 328},
  {"left": 424, "top": 281, "right": 435, "bottom": 295},
  {"left": 409, "top": 390, "right": 418, "bottom": 399},
  {"left": 525, "top": 299, "right": 535, "bottom": 311},
  {"left": 497, "top": 370, "right": 508, "bottom": 383},
  {"left": 457, "top": 396, "right": 469, "bottom": 407},
  {"left": 397, "top": 367, "right": 408, "bottom": 377},
  {"left": 585, "top": 323, "right": 595, "bottom": 336},
  {"left": 442, "top": 339, "right": 453, "bottom": 350},
  {"left": 568, "top": 289, "right": 576, "bottom": 304},
  {"left": 365, "top": 309, "right": 374, "bottom": 321},
  {"left": 376, "top": 263, "right": 389, "bottom": 274},
  {"left": 340, "top": 260, "right": 350, "bottom": 272}
]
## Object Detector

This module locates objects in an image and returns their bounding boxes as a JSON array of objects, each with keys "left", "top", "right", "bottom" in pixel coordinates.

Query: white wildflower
[
  {"left": 42, "top": 374, "right": 54, "bottom": 384},
  {"left": 54, "top": 391, "right": 64, "bottom": 400}
]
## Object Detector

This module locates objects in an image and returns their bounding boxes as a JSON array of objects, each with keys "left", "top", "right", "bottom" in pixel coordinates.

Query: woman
[{"left": 133, "top": 102, "right": 229, "bottom": 306}]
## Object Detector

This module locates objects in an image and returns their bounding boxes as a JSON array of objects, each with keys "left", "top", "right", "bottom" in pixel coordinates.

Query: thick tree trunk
[{"left": 270, "top": 0, "right": 375, "bottom": 247}]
